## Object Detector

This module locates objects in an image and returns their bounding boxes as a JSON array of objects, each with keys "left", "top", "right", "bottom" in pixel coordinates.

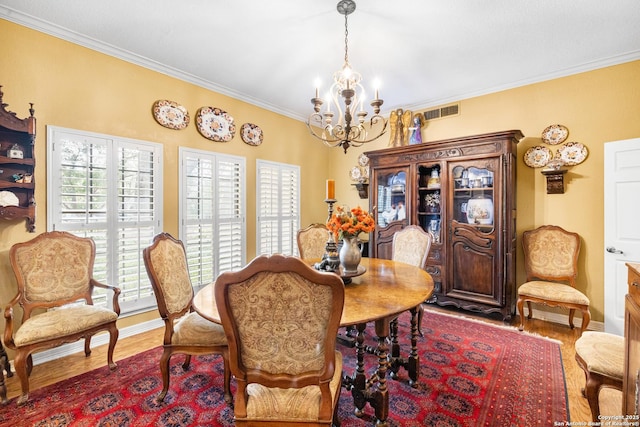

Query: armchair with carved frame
[{"left": 3, "top": 231, "right": 121, "bottom": 405}]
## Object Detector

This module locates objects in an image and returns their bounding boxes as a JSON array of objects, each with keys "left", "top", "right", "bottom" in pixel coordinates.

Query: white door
[{"left": 604, "top": 138, "right": 640, "bottom": 335}]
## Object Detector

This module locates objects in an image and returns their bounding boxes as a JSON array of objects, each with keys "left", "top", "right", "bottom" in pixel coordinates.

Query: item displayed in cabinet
[
  {"left": 0, "top": 191, "right": 19, "bottom": 207},
  {"left": 524, "top": 145, "right": 552, "bottom": 168},
  {"left": 152, "top": 99, "right": 190, "bottom": 130},
  {"left": 7, "top": 143, "right": 24, "bottom": 159},
  {"left": 466, "top": 194, "right": 494, "bottom": 225},
  {"left": 196, "top": 106, "right": 235, "bottom": 142},
  {"left": 541, "top": 124, "right": 569, "bottom": 145},
  {"left": 555, "top": 141, "right": 588, "bottom": 166},
  {"left": 428, "top": 219, "right": 441, "bottom": 243},
  {"left": 427, "top": 169, "right": 441, "bottom": 189}
]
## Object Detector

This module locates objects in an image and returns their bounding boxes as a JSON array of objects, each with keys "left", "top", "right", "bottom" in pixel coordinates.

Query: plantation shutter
[
  {"left": 47, "top": 126, "right": 162, "bottom": 312},
  {"left": 180, "top": 148, "right": 245, "bottom": 287},
  {"left": 256, "top": 160, "right": 300, "bottom": 256}
]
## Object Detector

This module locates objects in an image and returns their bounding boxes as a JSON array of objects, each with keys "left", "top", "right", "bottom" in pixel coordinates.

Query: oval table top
[{"left": 193, "top": 257, "right": 434, "bottom": 327}]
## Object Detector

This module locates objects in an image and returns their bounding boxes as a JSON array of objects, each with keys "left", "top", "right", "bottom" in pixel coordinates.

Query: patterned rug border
[{"left": 423, "top": 307, "right": 564, "bottom": 345}]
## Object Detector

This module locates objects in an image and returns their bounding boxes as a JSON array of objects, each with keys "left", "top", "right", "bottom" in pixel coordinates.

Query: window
[
  {"left": 256, "top": 160, "right": 300, "bottom": 256},
  {"left": 47, "top": 126, "right": 163, "bottom": 314},
  {"left": 179, "top": 148, "right": 246, "bottom": 287}
]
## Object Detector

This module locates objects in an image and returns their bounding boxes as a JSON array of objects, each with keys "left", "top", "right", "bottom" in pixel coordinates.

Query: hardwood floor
[{"left": 2, "top": 306, "right": 622, "bottom": 423}]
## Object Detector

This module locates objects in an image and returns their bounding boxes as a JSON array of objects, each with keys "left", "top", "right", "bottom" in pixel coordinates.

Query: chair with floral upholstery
[
  {"left": 297, "top": 223, "right": 329, "bottom": 260},
  {"left": 214, "top": 254, "right": 344, "bottom": 426},
  {"left": 392, "top": 225, "right": 432, "bottom": 336},
  {"left": 143, "top": 232, "right": 231, "bottom": 403},
  {"left": 517, "top": 225, "right": 590, "bottom": 333},
  {"left": 574, "top": 331, "right": 624, "bottom": 421},
  {"left": 4, "top": 231, "right": 121, "bottom": 405}
]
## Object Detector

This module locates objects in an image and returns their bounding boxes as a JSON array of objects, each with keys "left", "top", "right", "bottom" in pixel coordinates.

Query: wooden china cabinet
[
  {"left": 0, "top": 85, "right": 36, "bottom": 232},
  {"left": 365, "top": 130, "right": 522, "bottom": 320}
]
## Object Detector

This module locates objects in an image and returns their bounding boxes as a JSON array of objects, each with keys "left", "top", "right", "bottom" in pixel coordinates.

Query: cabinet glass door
[
  {"left": 374, "top": 168, "right": 408, "bottom": 228},
  {"left": 451, "top": 164, "right": 495, "bottom": 229}
]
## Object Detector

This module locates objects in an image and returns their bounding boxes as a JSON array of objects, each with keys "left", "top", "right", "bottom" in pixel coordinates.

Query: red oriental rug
[{"left": 0, "top": 310, "right": 568, "bottom": 426}]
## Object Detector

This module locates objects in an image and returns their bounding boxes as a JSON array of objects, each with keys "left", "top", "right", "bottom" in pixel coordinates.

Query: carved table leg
[
  {"left": 372, "top": 318, "right": 390, "bottom": 426},
  {"left": 407, "top": 306, "right": 420, "bottom": 387},
  {"left": 350, "top": 323, "right": 368, "bottom": 417}
]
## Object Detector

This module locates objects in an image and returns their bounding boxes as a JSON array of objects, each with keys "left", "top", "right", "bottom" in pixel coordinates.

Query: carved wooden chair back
[
  {"left": 296, "top": 223, "right": 329, "bottom": 260},
  {"left": 143, "top": 232, "right": 231, "bottom": 403},
  {"left": 392, "top": 225, "right": 432, "bottom": 269},
  {"left": 214, "top": 254, "right": 344, "bottom": 426}
]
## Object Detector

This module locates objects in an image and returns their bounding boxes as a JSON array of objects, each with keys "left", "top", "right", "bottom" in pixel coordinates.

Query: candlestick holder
[{"left": 314, "top": 198, "right": 341, "bottom": 272}]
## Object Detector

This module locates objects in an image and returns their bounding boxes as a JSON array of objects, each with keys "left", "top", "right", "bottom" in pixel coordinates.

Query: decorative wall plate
[
  {"left": 524, "top": 146, "right": 552, "bottom": 168},
  {"left": 349, "top": 166, "right": 362, "bottom": 182},
  {"left": 152, "top": 100, "right": 189, "bottom": 130},
  {"left": 240, "top": 123, "right": 263, "bottom": 146},
  {"left": 196, "top": 107, "right": 235, "bottom": 142},
  {"left": 541, "top": 124, "right": 569, "bottom": 145},
  {"left": 357, "top": 153, "right": 369, "bottom": 167},
  {"left": 555, "top": 142, "right": 588, "bottom": 166}
]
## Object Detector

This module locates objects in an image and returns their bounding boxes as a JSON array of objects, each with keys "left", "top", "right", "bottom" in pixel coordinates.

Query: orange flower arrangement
[{"left": 327, "top": 205, "right": 375, "bottom": 240}]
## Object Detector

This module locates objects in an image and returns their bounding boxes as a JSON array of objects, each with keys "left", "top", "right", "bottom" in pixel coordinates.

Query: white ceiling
[{"left": 2, "top": 0, "right": 640, "bottom": 122}]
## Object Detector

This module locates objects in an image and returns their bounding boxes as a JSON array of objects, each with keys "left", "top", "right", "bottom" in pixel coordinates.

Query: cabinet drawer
[{"left": 629, "top": 264, "right": 640, "bottom": 307}]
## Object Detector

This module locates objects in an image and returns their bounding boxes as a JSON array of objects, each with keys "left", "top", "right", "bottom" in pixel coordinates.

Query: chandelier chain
[{"left": 344, "top": 13, "right": 349, "bottom": 66}]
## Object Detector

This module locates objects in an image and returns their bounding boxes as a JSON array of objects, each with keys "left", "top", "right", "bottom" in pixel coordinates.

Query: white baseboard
[
  {"left": 27, "top": 317, "right": 164, "bottom": 366},
  {"left": 523, "top": 308, "right": 605, "bottom": 332}
]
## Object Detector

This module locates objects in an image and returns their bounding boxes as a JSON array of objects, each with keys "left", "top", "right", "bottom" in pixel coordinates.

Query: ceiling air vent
[{"left": 423, "top": 104, "right": 459, "bottom": 121}]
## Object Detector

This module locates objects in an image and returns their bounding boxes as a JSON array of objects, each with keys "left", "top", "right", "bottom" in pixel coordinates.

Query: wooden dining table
[{"left": 193, "top": 257, "right": 434, "bottom": 427}]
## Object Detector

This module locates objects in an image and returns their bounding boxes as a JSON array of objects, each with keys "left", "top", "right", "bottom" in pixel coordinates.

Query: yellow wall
[{"left": 1, "top": 19, "right": 640, "bottom": 332}]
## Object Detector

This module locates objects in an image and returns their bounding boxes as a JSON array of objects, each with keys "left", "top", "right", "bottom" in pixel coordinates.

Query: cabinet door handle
[
  {"left": 633, "top": 282, "right": 640, "bottom": 288},
  {"left": 606, "top": 246, "right": 624, "bottom": 254}
]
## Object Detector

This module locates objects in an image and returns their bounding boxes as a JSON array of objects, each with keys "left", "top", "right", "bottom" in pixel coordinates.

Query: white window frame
[
  {"left": 179, "top": 147, "right": 246, "bottom": 288},
  {"left": 47, "top": 126, "right": 163, "bottom": 315},
  {"left": 256, "top": 160, "right": 300, "bottom": 256}
]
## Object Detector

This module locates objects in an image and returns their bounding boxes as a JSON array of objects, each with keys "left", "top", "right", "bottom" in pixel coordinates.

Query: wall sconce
[
  {"left": 353, "top": 182, "right": 369, "bottom": 199},
  {"left": 541, "top": 169, "right": 567, "bottom": 194}
]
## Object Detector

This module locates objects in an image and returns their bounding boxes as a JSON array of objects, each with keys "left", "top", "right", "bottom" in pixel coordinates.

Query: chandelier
[{"left": 306, "top": 0, "right": 387, "bottom": 154}]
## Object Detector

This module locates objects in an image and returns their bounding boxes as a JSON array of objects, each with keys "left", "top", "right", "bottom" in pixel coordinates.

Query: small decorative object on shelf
[
  {"left": 424, "top": 193, "right": 440, "bottom": 212},
  {"left": 349, "top": 154, "right": 370, "bottom": 199},
  {"left": 466, "top": 194, "right": 494, "bottom": 225},
  {"left": 326, "top": 205, "right": 375, "bottom": 274},
  {"left": 427, "top": 169, "right": 441, "bottom": 189},
  {"left": 7, "top": 143, "right": 24, "bottom": 159}
]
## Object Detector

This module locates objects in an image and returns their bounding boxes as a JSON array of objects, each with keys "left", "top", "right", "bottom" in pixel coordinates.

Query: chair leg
[
  {"left": 583, "top": 373, "right": 603, "bottom": 422},
  {"left": 517, "top": 297, "right": 526, "bottom": 331},
  {"left": 157, "top": 348, "right": 172, "bottom": 403},
  {"left": 568, "top": 308, "right": 576, "bottom": 329},
  {"left": 222, "top": 351, "right": 232, "bottom": 404},
  {"left": 13, "top": 351, "right": 30, "bottom": 406},
  {"left": 107, "top": 325, "right": 119, "bottom": 370},
  {"left": 580, "top": 308, "right": 591, "bottom": 333},
  {"left": 84, "top": 336, "right": 92, "bottom": 357},
  {"left": 182, "top": 354, "right": 192, "bottom": 370}
]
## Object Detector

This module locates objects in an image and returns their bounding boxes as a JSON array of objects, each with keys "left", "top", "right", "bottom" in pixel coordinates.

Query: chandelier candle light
[{"left": 306, "top": 0, "right": 388, "bottom": 153}]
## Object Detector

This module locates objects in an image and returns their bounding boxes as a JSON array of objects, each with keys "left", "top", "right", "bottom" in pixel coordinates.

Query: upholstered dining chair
[
  {"left": 214, "top": 254, "right": 344, "bottom": 427},
  {"left": 392, "top": 225, "right": 433, "bottom": 335},
  {"left": 297, "top": 223, "right": 329, "bottom": 260},
  {"left": 574, "top": 331, "right": 624, "bottom": 421},
  {"left": 4, "top": 231, "right": 121, "bottom": 405},
  {"left": 517, "top": 225, "right": 591, "bottom": 333},
  {"left": 143, "top": 232, "right": 231, "bottom": 404}
]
